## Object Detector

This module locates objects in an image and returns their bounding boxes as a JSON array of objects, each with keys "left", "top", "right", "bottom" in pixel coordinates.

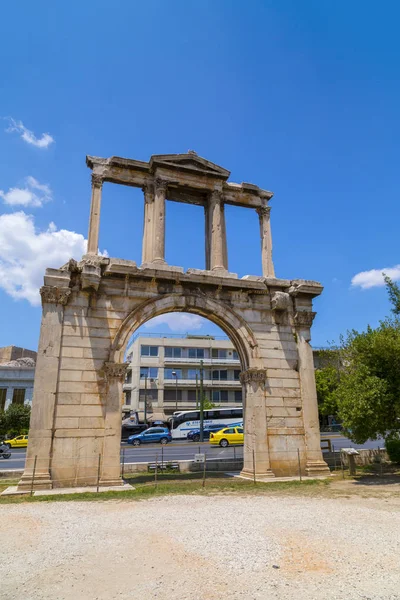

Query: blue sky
[{"left": 0, "top": 0, "right": 399, "bottom": 350}]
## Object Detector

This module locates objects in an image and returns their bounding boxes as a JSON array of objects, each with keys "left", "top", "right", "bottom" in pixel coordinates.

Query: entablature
[{"left": 86, "top": 152, "right": 273, "bottom": 208}]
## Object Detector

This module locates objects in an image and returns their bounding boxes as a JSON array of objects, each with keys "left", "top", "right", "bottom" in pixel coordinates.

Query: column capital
[
  {"left": 154, "top": 178, "right": 168, "bottom": 193},
  {"left": 91, "top": 173, "right": 103, "bottom": 189},
  {"left": 104, "top": 361, "right": 129, "bottom": 381},
  {"left": 210, "top": 189, "right": 223, "bottom": 203},
  {"left": 40, "top": 285, "right": 71, "bottom": 306},
  {"left": 239, "top": 368, "right": 267, "bottom": 386},
  {"left": 142, "top": 182, "right": 155, "bottom": 199},
  {"left": 256, "top": 205, "right": 271, "bottom": 218},
  {"left": 293, "top": 311, "right": 316, "bottom": 329}
]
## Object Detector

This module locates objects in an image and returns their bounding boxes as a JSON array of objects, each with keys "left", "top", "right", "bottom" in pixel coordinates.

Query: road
[{"left": 0, "top": 434, "right": 386, "bottom": 471}]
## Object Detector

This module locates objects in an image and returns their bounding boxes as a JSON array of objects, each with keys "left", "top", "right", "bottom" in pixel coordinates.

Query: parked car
[
  {"left": 3, "top": 435, "right": 28, "bottom": 448},
  {"left": 127, "top": 427, "right": 172, "bottom": 446},
  {"left": 121, "top": 423, "right": 148, "bottom": 442},
  {"left": 209, "top": 426, "right": 244, "bottom": 447},
  {"left": 187, "top": 424, "right": 227, "bottom": 442}
]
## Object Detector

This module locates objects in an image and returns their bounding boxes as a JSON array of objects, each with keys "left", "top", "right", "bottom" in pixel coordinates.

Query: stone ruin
[{"left": 19, "top": 151, "right": 329, "bottom": 490}]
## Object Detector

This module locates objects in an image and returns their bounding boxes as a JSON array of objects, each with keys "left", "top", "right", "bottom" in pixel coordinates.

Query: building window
[
  {"left": 234, "top": 390, "right": 243, "bottom": 403},
  {"left": 140, "top": 367, "right": 158, "bottom": 379},
  {"left": 188, "top": 348, "right": 205, "bottom": 359},
  {"left": 140, "top": 345, "right": 158, "bottom": 357},
  {"left": 165, "top": 347, "right": 182, "bottom": 358},
  {"left": 187, "top": 368, "right": 200, "bottom": 380},
  {"left": 234, "top": 370, "right": 241, "bottom": 380},
  {"left": 125, "top": 371, "right": 132, "bottom": 384},
  {"left": 139, "top": 389, "right": 158, "bottom": 402},
  {"left": 164, "top": 389, "right": 182, "bottom": 402},
  {"left": 187, "top": 390, "right": 198, "bottom": 402},
  {"left": 212, "top": 390, "right": 229, "bottom": 403},
  {"left": 164, "top": 368, "right": 182, "bottom": 379},
  {"left": 233, "top": 350, "right": 239, "bottom": 360},
  {"left": 125, "top": 391, "right": 131, "bottom": 405},
  {"left": 0, "top": 388, "right": 6, "bottom": 411},
  {"left": 212, "top": 349, "right": 227, "bottom": 359},
  {"left": 12, "top": 388, "right": 26, "bottom": 405},
  {"left": 212, "top": 369, "right": 228, "bottom": 381}
]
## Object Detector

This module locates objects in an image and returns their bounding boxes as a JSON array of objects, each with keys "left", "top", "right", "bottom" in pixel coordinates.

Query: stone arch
[{"left": 110, "top": 292, "right": 259, "bottom": 371}]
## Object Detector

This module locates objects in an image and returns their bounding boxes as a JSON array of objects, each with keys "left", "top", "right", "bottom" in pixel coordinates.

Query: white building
[
  {"left": 123, "top": 335, "right": 243, "bottom": 419},
  {"left": 0, "top": 346, "right": 36, "bottom": 411}
]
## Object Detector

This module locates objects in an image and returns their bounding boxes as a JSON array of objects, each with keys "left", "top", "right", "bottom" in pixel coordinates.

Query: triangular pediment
[{"left": 149, "top": 153, "right": 230, "bottom": 179}]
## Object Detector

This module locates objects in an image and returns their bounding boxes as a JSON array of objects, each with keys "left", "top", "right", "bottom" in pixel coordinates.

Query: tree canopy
[
  {"left": 316, "top": 277, "right": 400, "bottom": 443},
  {"left": 0, "top": 404, "right": 31, "bottom": 438}
]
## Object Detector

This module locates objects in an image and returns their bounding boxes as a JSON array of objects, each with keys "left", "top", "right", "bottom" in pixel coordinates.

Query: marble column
[
  {"left": 5, "top": 388, "right": 12, "bottom": 410},
  {"left": 18, "top": 285, "right": 71, "bottom": 491},
  {"left": 87, "top": 174, "right": 103, "bottom": 255},
  {"left": 257, "top": 205, "right": 275, "bottom": 278},
  {"left": 141, "top": 183, "right": 155, "bottom": 264},
  {"left": 99, "top": 362, "right": 129, "bottom": 486},
  {"left": 208, "top": 190, "right": 228, "bottom": 271},
  {"left": 152, "top": 178, "right": 167, "bottom": 264},
  {"left": 294, "top": 311, "right": 330, "bottom": 476},
  {"left": 240, "top": 369, "right": 275, "bottom": 480}
]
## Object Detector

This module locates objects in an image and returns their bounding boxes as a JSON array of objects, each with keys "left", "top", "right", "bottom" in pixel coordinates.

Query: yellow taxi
[
  {"left": 4, "top": 435, "right": 28, "bottom": 448},
  {"left": 209, "top": 426, "right": 244, "bottom": 447}
]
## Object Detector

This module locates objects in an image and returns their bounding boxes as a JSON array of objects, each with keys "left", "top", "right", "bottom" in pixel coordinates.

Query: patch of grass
[
  {"left": 0, "top": 477, "right": 329, "bottom": 505},
  {"left": 0, "top": 478, "right": 19, "bottom": 494}
]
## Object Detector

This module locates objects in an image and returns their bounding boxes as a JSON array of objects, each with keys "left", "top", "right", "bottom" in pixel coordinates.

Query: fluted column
[
  {"left": 257, "top": 205, "right": 275, "bottom": 278},
  {"left": 87, "top": 174, "right": 103, "bottom": 255},
  {"left": 208, "top": 190, "right": 228, "bottom": 271},
  {"left": 294, "top": 311, "right": 330, "bottom": 476},
  {"left": 153, "top": 178, "right": 167, "bottom": 264},
  {"left": 142, "top": 183, "right": 155, "bottom": 264}
]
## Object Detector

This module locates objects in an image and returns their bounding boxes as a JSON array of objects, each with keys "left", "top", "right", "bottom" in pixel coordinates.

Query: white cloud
[
  {"left": 144, "top": 312, "right": 207, "bottom": 332},
  {"left": 5, "top": 117, "right": 54, "bottom": 149},
  {"left": 0, "top": 211, "right": 87, "bottom": 305},
  {"left": 351, "top": 265, "right": 400, "bottom": 289},
  {"left": 0, "top": 176, "right": 52, "bottom": 207}
]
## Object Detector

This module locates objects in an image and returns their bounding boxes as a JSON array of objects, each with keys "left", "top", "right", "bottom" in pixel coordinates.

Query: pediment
[{"left": 149, "top": 153, "right": 230, "bottom": 179}]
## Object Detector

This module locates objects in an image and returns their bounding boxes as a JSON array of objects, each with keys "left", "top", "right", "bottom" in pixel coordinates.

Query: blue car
[
  {"left": 187, "top": 424, "right": 227, "bottom": 442},
  {"left": 128, "top": 427, "right": 172, "bottom": 446}
]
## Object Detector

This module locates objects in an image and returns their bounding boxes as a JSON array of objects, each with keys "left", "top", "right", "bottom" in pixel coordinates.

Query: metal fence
[{"left": 15, "top": 445, "right": 392, "bottom": 496}]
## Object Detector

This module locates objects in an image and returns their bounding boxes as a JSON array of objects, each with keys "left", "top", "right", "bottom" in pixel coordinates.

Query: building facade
[
  {"left": 123, "top": 335, "right": 243, "bottom": 419},
  {"left": 0, "top": 346, "right": 37, "bottom": 411}
]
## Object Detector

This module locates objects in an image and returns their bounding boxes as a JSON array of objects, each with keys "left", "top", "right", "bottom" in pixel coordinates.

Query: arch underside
[{"left": 111, "top": 292, "right": 258, "bottom": 371}]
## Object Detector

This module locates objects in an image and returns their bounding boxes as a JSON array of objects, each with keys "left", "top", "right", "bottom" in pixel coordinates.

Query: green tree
[
  {"left": 0, "top": 411, "right": 7, "bottom": 439},
  {"left": 315, "top": 364, "right": 339, "bottom": 417},
  {"left": 203, "top": 398, "right": 217, "bottom": 410},
  {"left": 4, "top": 404, "right": 31, "bottom": 437},
  {"left": 330, "top": 277, "right": 400, "bottom": 443}
]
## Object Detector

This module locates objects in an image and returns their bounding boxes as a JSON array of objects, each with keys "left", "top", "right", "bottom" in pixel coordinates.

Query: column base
[
  {"left": 17, "top": 473, "right": 53, "bottom": 491},
  {"left": 240, "top": 468, "right": 275, "bottom": 481},
  {"left": 305, "top": 461, "right": 331, "bottom": 477},
  {"left": 141, "top": 262, "right": 184, "bottom": 274},
  {"left": 209, "top": 268, "right": 239, "bottom": 278},
  {"left": 99, "top": 477, "right": 124, "bottom": 487}
]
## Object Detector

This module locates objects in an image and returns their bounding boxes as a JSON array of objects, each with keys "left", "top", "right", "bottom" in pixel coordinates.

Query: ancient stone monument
[{"left": 19, "top": 151, "right": 329, "bottom": 490}]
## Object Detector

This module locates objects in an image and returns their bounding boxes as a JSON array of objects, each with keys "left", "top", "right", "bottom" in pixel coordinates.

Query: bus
[{"left": 169, "top": 408, "right": 243, "bottom": 439}]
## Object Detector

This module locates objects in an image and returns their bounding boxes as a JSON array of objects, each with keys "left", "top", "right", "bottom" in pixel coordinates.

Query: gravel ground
[{"left": 1, "top": 493, "right": 400, "bottom": 600}]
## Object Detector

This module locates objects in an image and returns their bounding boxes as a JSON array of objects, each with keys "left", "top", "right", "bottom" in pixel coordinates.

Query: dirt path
[{"left": 1, "top": 483, "right": 400, "bottom": 600}]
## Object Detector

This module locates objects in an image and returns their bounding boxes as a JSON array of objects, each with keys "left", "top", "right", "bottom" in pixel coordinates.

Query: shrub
[{"left": 386, "top": 437, "right": 400, "bottom": 464}]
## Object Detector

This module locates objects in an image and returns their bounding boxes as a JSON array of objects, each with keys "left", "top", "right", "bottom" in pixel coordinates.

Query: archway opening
[{"left": 118, "top": 308, "right": 247, "bottom": 449}]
